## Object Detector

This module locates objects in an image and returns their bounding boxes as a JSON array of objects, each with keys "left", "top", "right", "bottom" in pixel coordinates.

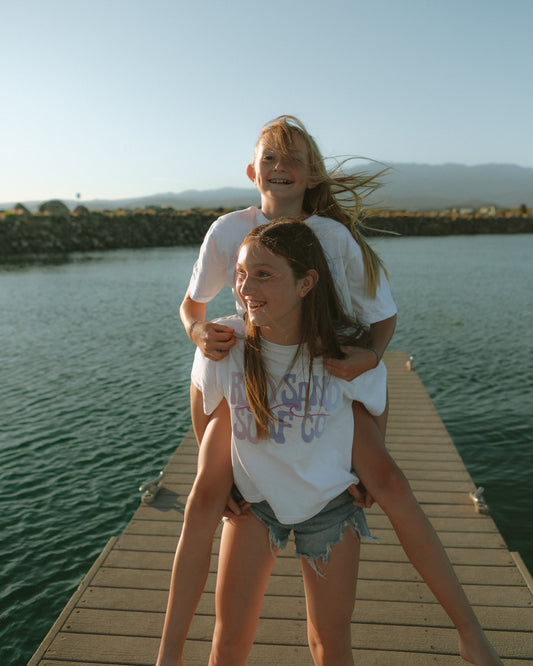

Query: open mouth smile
[
  {"left": 269, "top": 178, "right": 292, "bottom": 184},
  {"left": 245, "top": 299, "right": 265, "bottom": 312}
]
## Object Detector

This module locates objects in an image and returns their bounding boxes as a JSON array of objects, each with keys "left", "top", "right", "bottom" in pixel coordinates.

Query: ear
[
  {"left": 299, "top": 269, "right": 319, "bottom": 297},
  {"left": 246, "top": 163, "right": 256, "bottom": 184}
]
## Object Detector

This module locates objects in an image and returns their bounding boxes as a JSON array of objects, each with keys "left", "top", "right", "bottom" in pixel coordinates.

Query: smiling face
[
  {"left": 246, "top": 134, "right": 315, "bottom": 216},
  {"left": 236, "top": 241, "right": 316, "bottom": 345}
]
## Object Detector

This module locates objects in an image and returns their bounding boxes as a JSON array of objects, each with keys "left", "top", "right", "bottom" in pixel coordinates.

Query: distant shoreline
[{"left": 0, "top": 207, "right": 531, "bottom": 256}]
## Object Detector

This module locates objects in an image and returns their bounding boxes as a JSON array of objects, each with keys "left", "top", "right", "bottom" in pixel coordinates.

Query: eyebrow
[
  {"left": 262, "top": 147, "right": 306, "bottom": 160},
  {"left": 236, "top": 261, "right": 277, "bottom": 271}
]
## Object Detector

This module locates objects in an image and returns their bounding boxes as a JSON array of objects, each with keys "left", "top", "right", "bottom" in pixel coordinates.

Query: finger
[
  {"left": 324, "top": 360, "right": 342, "bottom": 374},
  {"left": 324, "top": 358, "right": 347, "bottom": 370},
  {"left": 204, "top": 334, "right": 236, "bottom": 351},
  {"left": 364, "top": 492, "right": 375, "bottom": 509},
  {"left": 350, "top": 495, "right": 367, "bottom": 508},
  {"left": 204, "top": 349, "right": 230, "bottom": 362},
  {"left": 212, "top": 328, "right": 235, "bottom": 339},
  {"left": 211, "top": 325, "right": 235, "bottom": 335},
  {"left": 326, "top": 366, "right": 350, "bottom": 380},
  {"left": 226, "top": 496, "right": 241, "bottom": 516},
  {"left": 211, "top": 336, "right": 236, "bottom": 348},
  {"left": 347, "top": 483, "right": 364, "bottom": 501},
  {"left": 222, "top": 507, "right": 238, "bottom": 518}
]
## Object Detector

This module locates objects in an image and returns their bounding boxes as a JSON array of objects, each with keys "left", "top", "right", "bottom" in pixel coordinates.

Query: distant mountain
[
  {"left": 373, "top": 163, "right": 533, "bottom": 211},
  {"left": 1, "top": 188, "right": 262, "bottom": 214},
  {"left": 3, "top": 164, "right": 531, "bottom": 213}
]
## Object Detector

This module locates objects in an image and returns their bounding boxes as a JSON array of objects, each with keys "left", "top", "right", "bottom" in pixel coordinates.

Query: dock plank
[{"left": 29, "top": 351, "right": 533, "bottom": 665}]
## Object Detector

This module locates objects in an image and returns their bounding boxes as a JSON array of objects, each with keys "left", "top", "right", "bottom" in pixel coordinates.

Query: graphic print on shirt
[{"left": 229, "top": 370, "right": 342, "bottom": 444}]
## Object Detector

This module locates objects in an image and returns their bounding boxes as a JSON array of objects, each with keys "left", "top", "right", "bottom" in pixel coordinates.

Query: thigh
[
  {"left": 212, "top": 513, "right": 278, "bottom": 659},
  {"left": 301, "top": 526, "right": 360, "bottom": 635},
  {"left": 352, "top": 401, "right": 410, "bottom": 510},
  {"left": 187, "top": 397, "right": 233, "bottom": 522},
  {"left": 195, "top": 397, "right": 232, "bottom": 485},
  {"left": 190, "top": 382, "right": 211, "bottom": 445},
  {"left": 371, "top": 389, "right": 389, "bottom": 438}
]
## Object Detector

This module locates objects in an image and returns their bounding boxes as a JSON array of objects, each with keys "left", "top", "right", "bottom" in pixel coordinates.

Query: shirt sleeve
[
  {"left": 344, "top": 361, "right": 388, "bottom": 416},
  {"left": 191, "top": 347, "right": 225, "bottom": 415},
  {"left": 344, "top": 253, "right": 397, "bottom": 326},
  {"left": 190, "top": 316, "right": 244, "bottom": 415},
  {"left": 311, "top": 218, "right": 397, "bottom": 326},
  {"left": 187, "top": 219, "right": 229, "bottom": 303}
]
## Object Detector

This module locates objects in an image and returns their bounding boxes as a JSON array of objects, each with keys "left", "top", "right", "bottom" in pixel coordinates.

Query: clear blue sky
[{"left": 2, "top": 0, "right": 532, "bottom": 203}]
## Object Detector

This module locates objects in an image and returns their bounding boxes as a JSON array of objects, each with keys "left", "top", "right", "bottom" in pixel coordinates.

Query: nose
[
  {"left": 237, "top": 272, "right": 254, "bottom": 296},
  {"left": 240, "top": 275, "right": 253, "bottom": 295},
  {"left": 274, "top": 155, "right": 286, "bottom": 171}
]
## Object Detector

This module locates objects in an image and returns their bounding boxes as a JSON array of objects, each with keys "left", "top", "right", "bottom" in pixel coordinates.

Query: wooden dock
[{"left": 29, "top": 351, "right": 533, "bottom": 665}]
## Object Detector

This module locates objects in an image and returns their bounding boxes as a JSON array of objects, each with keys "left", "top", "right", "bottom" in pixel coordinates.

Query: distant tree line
[{"left": 0, "top": 201, "right": 531, "bottom": 256}]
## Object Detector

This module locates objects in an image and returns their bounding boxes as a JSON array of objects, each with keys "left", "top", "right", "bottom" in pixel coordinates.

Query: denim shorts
[{"left": 249, "top": 489, "right": 377, "bottom": 575}]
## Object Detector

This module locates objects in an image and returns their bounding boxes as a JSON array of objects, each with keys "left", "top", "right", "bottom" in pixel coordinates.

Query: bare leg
[
  {"left": 301, "top": 527, "right": 360, "bottom": 666},
  {"left": 156, "top": 398, "right": 233, "bottom": 666},
  {"left": 191, "top": 382, "right": 211, "bottom": 445},
  {"left": 350, "top": 394, "right": 388, "bottom": 507},
  {"left": 371, "top": 390, "right": 389, "bottom": 439},
  {"left": 351, "top": 402, "right": 503, "bottom": 665},
  {"left": 209, "top": 513, "right": 277, "bottom": 665}
]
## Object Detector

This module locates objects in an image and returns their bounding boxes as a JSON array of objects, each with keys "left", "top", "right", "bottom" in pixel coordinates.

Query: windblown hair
[
  {"left": 254, "top": 115, "right": 388, "bottom": 297},
  {"left": 242, "top": 218, "right": 371, "bottom": 439}
]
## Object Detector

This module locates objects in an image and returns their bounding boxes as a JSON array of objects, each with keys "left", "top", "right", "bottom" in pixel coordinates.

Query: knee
[
  {"left": 184, "top": 476, "right": 226, "bottom": 524},
  {"left": 372, "top": 459, "right": 418, "bottom": 513},
  {"left": 307, "top": 628, "right": 352, "bottom": 666},
  {"left": 372, "top": 453, "right": 411, "bottom": 493},
  {"left": 383, "top": 461, "right": 410, "bottom": 492},
  {"left": 210, "top": 632, "right": 249, "bottom": 666}
]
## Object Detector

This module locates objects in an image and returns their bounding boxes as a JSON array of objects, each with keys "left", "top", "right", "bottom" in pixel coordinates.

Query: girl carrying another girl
[
  {"left": 157, "top": 115, "right": 396, "bottom": 665},
  {"left": 195, "top": 218, "right": 388, "bottom": 665},
  {"left": 190, "top": 219, "right": 500, "bottom": 664},
  {"left": 156, "top": 119, "right": 502, "bottom": 665}
]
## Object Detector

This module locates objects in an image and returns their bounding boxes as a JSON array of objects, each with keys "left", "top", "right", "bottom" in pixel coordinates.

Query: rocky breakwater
[
  {"left": 0, "top": 201, "right": 531, "bottom": 256},
  {"left": 0, "top": 203, "right": 223, "bottom": 255},
  {"left": 364, "top": 212, "right": 532, "bottom": 237}
]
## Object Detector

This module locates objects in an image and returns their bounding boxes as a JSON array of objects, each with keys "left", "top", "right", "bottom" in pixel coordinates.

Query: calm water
[{"left": 1, "top": 235, "right": 532, "bottom": 665}]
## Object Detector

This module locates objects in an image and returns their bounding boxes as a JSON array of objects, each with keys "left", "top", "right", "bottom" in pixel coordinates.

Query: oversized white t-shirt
[
  {"left": 187, "top": 207, "right": 396, "bottom": 326},
  {"left": 191, "top": 316, "right": 387, "bottom": 524}
]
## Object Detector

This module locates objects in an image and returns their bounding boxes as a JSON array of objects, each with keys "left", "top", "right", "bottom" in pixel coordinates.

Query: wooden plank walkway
[{"left": 29, "top": 351, "right": 533, "bottom": 665}]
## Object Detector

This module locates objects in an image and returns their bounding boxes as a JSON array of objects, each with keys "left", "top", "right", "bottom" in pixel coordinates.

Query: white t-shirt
[
  {"left": 187, "top": 207, "right": 396, "bottom": 326},
  {"left": 191, "top": 316, "right": 387, "bottom": 524}
]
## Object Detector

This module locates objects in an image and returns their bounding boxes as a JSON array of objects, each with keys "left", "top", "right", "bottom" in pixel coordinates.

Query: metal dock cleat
[
  {"left": 470, "top": 486, "right": 489, "bottom": 514},
  {"left": 139, "top": 470, "right": 165, "bottom": 504}
]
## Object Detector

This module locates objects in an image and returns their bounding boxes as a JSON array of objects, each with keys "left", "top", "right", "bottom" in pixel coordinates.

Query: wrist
[
  {"left": 188, "top": 319, "right": 200, "bottom": 341},
  {"left": 367, "top": 346, "right": 380, "bottom": 368}
]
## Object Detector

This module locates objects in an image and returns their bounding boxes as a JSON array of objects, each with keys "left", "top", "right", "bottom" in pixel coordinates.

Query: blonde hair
[
  {"left": 242, "top": 219, "right": 370, "bottom": 440},
  {"left": 255, "top": 115, "right": 387, "bottom": 297}
]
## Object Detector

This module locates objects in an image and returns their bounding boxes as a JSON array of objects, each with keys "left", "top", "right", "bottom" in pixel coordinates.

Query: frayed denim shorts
[{"left": 249, "top": 489, "right": 377, "bottom": 575}]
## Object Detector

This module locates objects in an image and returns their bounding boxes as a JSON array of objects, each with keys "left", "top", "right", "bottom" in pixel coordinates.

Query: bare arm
[
  {"left": 324, "top": 314, "right": 397, "bottom": 381},
  {"left": 369, "top": 313, "right": 396, "bottom": 358},
  {"left": 180, "top": 290, "right": 236, "bottom": 361}
]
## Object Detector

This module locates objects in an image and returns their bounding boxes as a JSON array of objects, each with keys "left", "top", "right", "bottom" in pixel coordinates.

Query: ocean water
[{"left": 1, "top": 235, "right": 532, "bottom": 665}]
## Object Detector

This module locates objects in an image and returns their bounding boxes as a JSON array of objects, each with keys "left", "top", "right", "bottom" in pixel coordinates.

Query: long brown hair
[
  {"left": 254, "top": 115, "right": 388, "bottom": 297},
  {"left": 242, "top": 218, "right": 371, "bottom": 439}
]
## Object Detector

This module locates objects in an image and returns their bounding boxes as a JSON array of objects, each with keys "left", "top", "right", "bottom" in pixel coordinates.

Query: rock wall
[{"left": 0, "top": 208, "right": 531, "bottom": 256}]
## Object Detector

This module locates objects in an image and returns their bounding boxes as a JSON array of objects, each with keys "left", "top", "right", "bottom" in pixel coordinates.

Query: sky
[{"left": 1, "top": 0, "right": 532, "bottom": 204}]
